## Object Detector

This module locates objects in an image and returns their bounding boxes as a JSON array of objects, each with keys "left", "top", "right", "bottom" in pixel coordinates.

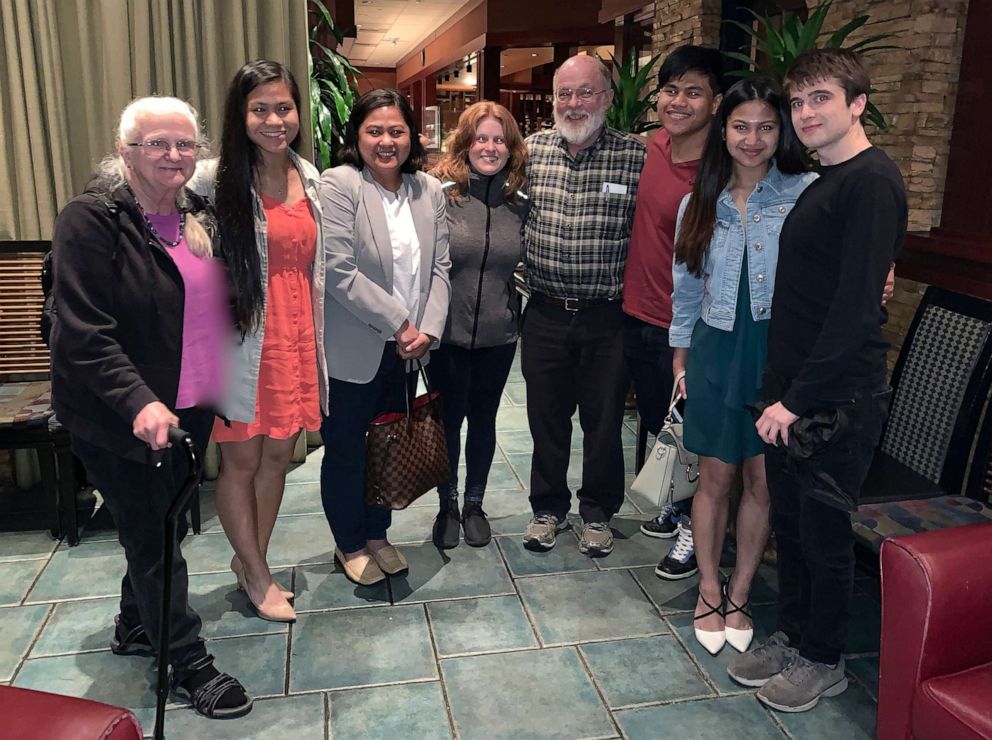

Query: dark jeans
[
  {"left": 70, "top": 407, "right": 214, "bottom": 676},
  {"left": 521, "top": 299, "right": 629, "bottom": 523},
  {"left": 765, "top": 383, "right": 890, "bottom": 665},
  {"left": 622, "top": 313, "right": 689, "bottom": 517},
  {"left": 425, "top": 341, "right": 517, "bottom": 503},
  {"left": 320, "top": 345, "right": 410, "bottom": 554}
]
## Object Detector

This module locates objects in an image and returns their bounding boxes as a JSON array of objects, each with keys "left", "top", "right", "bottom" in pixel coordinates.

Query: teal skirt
[{"left": 683, "top": 254, "right": 767, "bottom": 464}]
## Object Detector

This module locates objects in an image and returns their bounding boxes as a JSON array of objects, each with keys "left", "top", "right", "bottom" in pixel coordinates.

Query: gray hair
[{"left": 552, "top": 55, "right": 612, "bottom": 92}]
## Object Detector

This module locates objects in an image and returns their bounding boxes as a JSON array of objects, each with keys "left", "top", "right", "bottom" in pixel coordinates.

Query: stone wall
[{"left": 649, "top": 0, "right": 971, "bottom": 370}]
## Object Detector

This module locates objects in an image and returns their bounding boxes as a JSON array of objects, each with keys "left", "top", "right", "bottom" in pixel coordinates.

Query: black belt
[{"left": 530, "top": 292, "right": 616, "bottom": 312}]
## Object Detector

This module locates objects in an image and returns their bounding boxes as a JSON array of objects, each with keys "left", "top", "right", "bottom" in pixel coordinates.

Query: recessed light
[{"left": 531, "top": 53, "right": 537, "bottom": 57}]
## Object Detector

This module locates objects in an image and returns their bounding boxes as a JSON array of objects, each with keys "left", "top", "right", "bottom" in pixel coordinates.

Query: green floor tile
[
  {"left": 615, "top": 694, "right": 784, "bottom": 739},
  {"left": 30, "top": 598, "right": 116, "bottom": 657},
  {"left": 389, "top": 542, "right": 514, "bottom": 604},
  {"left": 0, "top": 559, "right": 46, "bottom": 605},
  {"left": 330, "top": 681, "right": 452, "bottom": 740},
  {"left": 165, "top": 694, "right": 325, "bottom": 739},
  {"left": 579, "top": 635, "right": 713, "bottom": 707},
  {"left": 774, "top": 680, "right": 877, "bottom": 739},
  {"left": 292, "top": 562, "right": 389, "bottom": 611},
  {"left": 207, "top": 633, "right": 287, "bottom": 698},
  {"left": 496, "top": 532, "right": 596, "bottom": 576},
  {"left": 0, "top": 604, "right": 49, "bottom": 680},
  {"left": 517, "top": 570, "right": 666, "bottom": 646},
  {"left": 441, "top": 647, "right": 614, "bottom": 740},
  {"left": 427, "top": 595, "right": 538, "bottom": 657},
  {"left": 25, "top": 540, "right": 125, "bottom": 602},
  {"left": 290, "top": 605, "right": 435, "bottom": 691},
  {"left": 0, "top": 531, "right": 58, "bottom": 562}
]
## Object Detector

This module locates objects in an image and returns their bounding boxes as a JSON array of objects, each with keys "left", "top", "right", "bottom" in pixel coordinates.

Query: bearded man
[{"left": 520, "top": 54, "right": 646, "bottom": 557}]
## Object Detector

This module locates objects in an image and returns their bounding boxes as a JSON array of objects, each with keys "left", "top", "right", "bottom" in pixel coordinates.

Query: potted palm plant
[
  {"left": 309, "top": 0, "right": 362, "bottom": 169},
  {"left": 722, "top": 0, "right": 898, "bottom": 129},
  {"left": 598, "top": 48, "right": 664, "bottom": 135}
]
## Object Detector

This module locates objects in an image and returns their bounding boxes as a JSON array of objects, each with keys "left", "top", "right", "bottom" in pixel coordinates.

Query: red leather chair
[
  {"left": 0, "top": 685, "right": 142, "bottom": 740},
  {"left": 877, "top": 523, "right": 992, "bottom": 740}
]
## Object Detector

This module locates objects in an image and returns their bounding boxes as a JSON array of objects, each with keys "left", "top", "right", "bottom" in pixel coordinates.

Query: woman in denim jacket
[{"left": 670, "top": 79, "right": 815, "bottom": 656}]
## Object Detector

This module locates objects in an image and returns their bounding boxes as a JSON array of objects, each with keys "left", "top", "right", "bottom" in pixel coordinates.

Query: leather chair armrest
[
  {"left": 877, "top": 523, "right": 992, "bottom": 740},
  {"left": 0, "top": 685, "right": 142, "bottom": 740}
]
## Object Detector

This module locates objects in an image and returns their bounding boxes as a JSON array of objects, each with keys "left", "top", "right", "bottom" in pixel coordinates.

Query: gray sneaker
[
  {"left": 727, "top": 631, "right": 798, "bottom": 687},
  {"left": 756, "top": 655, "right": 848, "bottom": 712},
  {"left": 578, "top": 521, "right": 614, "bottom": 556},
  {"left": 523, "top": 514, "right": 568, "bottom": 551}
]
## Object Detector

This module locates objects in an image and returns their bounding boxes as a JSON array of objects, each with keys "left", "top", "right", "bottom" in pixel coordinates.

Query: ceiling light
[
  {"left": 466, "top": 61, "right": 472, "bottom": 72},
  {"left": 531, "top": 53, "right": 537, "bottom": 57},
  {"left": 454, "top": 69, "right": 460, "bottom": 78},
  {"left": 390, "top": 37, "right": 399, "bottom": 46},
  {"left": 444, "top": 74, "right": 450, "bottom": 81}
]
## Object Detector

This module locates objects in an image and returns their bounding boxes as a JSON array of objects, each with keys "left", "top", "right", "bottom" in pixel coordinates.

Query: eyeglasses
[
  {"left": 554, "top": 87, "right": 609, "bottom": 103},
  {"left": 127, "top": 139, "right": 200, "bottom": 158}
]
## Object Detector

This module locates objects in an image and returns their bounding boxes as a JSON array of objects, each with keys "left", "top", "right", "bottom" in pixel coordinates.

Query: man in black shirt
[{"left": 727, "top": 49, "right": 907, "bottom": 713}]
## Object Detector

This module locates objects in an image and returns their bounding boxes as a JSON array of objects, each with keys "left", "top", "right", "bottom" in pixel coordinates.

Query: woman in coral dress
[{"left": 193, "top": 61, "right": 327, "bottom": 623}]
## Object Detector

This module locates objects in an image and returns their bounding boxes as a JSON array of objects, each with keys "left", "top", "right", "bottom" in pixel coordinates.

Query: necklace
[{"left": 129, "top": 187, "right": 185, "bottom": 247}]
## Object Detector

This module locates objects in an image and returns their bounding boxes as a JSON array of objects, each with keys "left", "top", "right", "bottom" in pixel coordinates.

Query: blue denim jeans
[{"left": 320, "top": 345, "right": 410, "bottom": 554}]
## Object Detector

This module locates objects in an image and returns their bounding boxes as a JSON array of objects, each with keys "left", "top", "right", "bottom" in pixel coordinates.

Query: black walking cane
[{"left": 154, "top": 427, "right": 200, "bottom": 740}]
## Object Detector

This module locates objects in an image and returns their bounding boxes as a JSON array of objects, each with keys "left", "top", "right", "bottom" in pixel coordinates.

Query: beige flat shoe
[
  {"left": 369, "top": 545, "right": 408, "bottom": 576},
  {"left": 334, "top": 548, "right": 386, "bottom": 586}
]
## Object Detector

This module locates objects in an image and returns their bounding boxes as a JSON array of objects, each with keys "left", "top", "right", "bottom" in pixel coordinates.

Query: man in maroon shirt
[{"left": 623, "top": 46, "right": 723, "bottom": 579}]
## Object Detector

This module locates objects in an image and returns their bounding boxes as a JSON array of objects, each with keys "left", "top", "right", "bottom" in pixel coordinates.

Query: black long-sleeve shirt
[{"left": 768, "top": 147, "right": 907, "bottom": 415}]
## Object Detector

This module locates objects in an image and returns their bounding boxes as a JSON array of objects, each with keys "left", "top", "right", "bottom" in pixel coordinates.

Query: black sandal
[
  {"left": 110, "top": 617, "right": 154, "bottom": 657},
  {"left": 173, "top": 663, "right": 253, "bottom": 720}
]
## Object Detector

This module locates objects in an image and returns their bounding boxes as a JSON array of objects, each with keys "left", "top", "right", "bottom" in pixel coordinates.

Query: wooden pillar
[{"left": 479, "top": 45, "right": 502, "bottom": 102}]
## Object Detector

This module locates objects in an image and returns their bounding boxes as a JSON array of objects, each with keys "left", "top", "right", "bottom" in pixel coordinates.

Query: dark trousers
[
  {"left": 425, "top": 341, "right": 517, "bottom": 503},
  {"left": 622, "top": 313, "right": 689, "bottom": 516},
  {"left": 320, "top": 345, "right": 410, "bottom": 554},
  {"left": 70, "top": 407, "right": 214, "bottom": 675},
  {"left": 765, "top": 383, "right": 890, "bottom": 665},
  {"left": 521, "top": 299, "right": 629, "bottom": 523},
  {"left": 622, "top": 314, "right": 674, "bottom": 436}
]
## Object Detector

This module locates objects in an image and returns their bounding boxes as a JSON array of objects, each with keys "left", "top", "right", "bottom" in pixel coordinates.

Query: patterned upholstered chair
[{"left": 853, "top": 287, "right": 992, "bottom": 551}]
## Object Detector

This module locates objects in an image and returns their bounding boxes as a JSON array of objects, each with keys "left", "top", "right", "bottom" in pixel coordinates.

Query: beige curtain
[{"left": 0, "top": 0, "right": 311, "bottom": 240}]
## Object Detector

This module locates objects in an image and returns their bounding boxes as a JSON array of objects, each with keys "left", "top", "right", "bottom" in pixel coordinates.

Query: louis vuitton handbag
[
  {"left": 364, "top": 360, "right": 450, "bottom": 510},
  {"left": 630, "top": 372, "right": 700, "bottom": 508}
]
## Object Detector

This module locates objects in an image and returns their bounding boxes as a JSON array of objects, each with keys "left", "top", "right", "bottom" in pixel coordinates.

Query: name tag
[{"left": 601, "top": 182, "right": 628, "bottom": 195}]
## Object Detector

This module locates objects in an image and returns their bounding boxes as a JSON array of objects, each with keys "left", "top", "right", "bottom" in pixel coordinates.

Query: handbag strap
[
  {"left": 663, "top": 371, "right": 686, "bottom": 424},
  {"left": 403, "top": 359, "right": 433, "bottom": 418}
]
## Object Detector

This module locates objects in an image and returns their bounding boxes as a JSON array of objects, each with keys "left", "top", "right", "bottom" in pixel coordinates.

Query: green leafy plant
[
  {"left": 309, "top": 0, "right": 362, "bottom": 169},
  {"left": 722, "top": 1, "right": 898, "bottom": 129},
  {"left": 597, "top": 49, "right": 663, "bottom": 134}
]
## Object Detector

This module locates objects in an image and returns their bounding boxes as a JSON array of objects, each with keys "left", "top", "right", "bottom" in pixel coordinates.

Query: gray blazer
[{"left": 320, "top": 164, "right": 451, "bottom": 383}]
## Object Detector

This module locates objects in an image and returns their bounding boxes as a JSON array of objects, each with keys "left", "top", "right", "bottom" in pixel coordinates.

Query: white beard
[{"left": 554, "top": 106, "right": 606, "bottom": 145}]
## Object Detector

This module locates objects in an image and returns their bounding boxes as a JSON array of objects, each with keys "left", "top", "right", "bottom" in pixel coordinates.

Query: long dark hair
[
  {"left": 339, "top": 89, "right": 425, "bottom": 173},
  {"left": 674, "top": 77, "right": 808, "bottom": 277},
  {"left": 215, "top": 60, "right": 302, "bottom": 333}
]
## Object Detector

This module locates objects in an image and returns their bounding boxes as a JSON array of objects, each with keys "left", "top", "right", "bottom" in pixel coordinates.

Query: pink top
[{"left": 146, "top": 213, "right": 227, "bottom": 410}]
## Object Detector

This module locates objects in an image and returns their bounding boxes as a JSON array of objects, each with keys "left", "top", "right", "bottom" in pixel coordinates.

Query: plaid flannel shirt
[{"left": 523, "top": 127, "right": 646, "bottom": 300}]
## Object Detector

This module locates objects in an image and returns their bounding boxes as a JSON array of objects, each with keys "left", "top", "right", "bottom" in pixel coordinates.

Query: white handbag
[{"left": 630, "top": 372, "right": 699, "bottom": 508}]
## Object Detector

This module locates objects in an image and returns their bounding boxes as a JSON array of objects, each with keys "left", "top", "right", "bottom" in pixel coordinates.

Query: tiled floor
[{"left": 0, "top": 356, "right": 882, "bottom": 738}]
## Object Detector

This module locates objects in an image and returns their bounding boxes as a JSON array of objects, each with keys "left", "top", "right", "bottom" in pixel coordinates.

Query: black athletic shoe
[
  {"left": 461, "top": 501, "right": 491, "bottom": 547},
  {"left": 639, "top": 504, "right": 679, "bottom": 539},
  {"left": 432, "top": 499, "right": 461, "bottom": 549}
]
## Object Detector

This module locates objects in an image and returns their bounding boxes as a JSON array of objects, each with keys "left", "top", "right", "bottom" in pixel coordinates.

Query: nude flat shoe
[
  {"left": 369, "top": 545, "right": 408, "bottom": 576},
  {"left": 334, "top": 548, "right": 386, "bottom": 586}
]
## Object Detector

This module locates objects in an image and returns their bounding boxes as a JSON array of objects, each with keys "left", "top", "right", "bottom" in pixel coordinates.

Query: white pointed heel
[
  {"left": 723, "top": 583, "right": 753, "bottom": 652},
  {"left": 693, "top": 591, "right": 726, "bottom": 655}
]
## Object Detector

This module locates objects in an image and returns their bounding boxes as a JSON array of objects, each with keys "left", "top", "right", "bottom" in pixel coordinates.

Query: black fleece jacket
[{"left": 50, "top": 178, "right": 217, "bottom": 462}]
